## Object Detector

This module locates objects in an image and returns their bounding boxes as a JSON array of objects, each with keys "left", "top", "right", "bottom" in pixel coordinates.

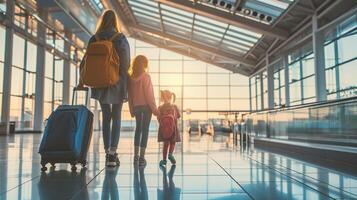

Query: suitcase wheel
[
  {"left": 50, "top": 163, "right": 56, "bottom": 171},
  {"left": 71, "top": 163, "right": 77, "bottom": 171},
  {"left": 41, "top": 165, "right": 47, "bottom": 172},
  {"left": 81, "top": 161, "right": 87, "bottom": 168},
  {"left": 41, "top": 160, "right": 47, "bottom": 172}
]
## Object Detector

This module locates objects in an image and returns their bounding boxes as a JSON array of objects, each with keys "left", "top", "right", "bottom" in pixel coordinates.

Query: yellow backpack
[{"left": 80, "top": 33, "right": 120, "bottom": 88}]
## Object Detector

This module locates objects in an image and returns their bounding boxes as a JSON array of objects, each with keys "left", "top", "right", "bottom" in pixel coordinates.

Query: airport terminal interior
[{"left": 0, "top": 0, "right": 357, "bottom": 199}]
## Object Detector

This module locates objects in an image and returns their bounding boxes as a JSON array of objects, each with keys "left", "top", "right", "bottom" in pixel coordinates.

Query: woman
[{"left": 78, "top": 10, "right": 130, "bottom": 167}]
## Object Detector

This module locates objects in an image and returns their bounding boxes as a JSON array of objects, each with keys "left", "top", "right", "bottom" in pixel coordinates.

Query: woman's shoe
[
  {"left": 105, "top": 153, "right": 109, "bottom": 164},
  {"left": 139, "top": 157, "right": 147, "bottom": 167},
  {"left": 159, "top": 160, "right": 167, "bottom": 168},
  {"left": 168, "top": 154, "right": 176, "bottom": 165},
  {"left": 133, "top": 155, "right": 139, "bottom": 165},
  {"left": 107, "top": 153, "right": 120, "bottom": 167}
]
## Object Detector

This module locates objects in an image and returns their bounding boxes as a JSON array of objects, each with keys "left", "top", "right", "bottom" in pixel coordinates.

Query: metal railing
[{"left": 245, "top": 96, "right": 357, "bottom": 147}]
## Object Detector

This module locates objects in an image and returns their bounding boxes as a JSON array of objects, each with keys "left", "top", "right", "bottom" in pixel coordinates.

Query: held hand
[{"left": 154, "top": 108, "right": 160, "bottom": 117}]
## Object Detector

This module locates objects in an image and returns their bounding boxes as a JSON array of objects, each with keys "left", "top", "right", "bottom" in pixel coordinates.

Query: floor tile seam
[
  {"left": 69, "top": 153, "right": 120, "bottom": 200},
  {"left": 244, "top": 153, "right": 337, "bottom": 200},
  {"left": 174, "top": 191, "right": 248, "bottom": 194},
  {"left": 68, "top": 167, "right": 106, "bottom": 200},
  {"left": 251, "top": 149, "right": 333, "bottom": 172},
  {"left": 272, "top": 167, "right": 357, "bottom": 198},
  {"left": 208, "top": 155, "right": 256, "bottom": 200},
  {"left": 0, "top": 175, "right": 40, "bottom": 195},
  {"left": 84, "top": 186, "right": 247, "bottom": 194},
  {"left": 92, "top": 173, "right": 228, "bottom": 176},
  {"left": 247, "top": 151, "right": 357, "bottom": 197}
]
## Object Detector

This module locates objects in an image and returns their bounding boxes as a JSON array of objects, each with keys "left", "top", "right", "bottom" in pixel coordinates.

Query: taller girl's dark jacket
[{"left": 81, "top": 29, "right": 130, "bottom": 104}]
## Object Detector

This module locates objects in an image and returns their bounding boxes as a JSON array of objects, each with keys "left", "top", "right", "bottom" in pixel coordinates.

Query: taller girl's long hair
[
  {"left": 129, "top": 55, "right": 148, "bottom": 78},
  {"left": 95, "top": 10, "right": 121, "bottom": 34}
]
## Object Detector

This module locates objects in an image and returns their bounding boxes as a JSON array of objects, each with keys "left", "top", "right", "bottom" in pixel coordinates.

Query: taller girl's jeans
[{"left": 134, "top": 106, "right": 152, "bottom": 148}]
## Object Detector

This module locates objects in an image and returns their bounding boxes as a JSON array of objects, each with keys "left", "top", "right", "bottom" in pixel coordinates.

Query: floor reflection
[
  {"left": 133, "top": 166, "right": 147, "bottom": 200},
  {"left": 38, "top": 168, "right": 88, "bottom": 200},
  {"left": 158, "top": 165, "right": 180, "bottom": 200},
  {"left": 101, "top": 167, "right": 119, "bottom": 200},
  {"left": 0, "top": 132, "right": 356, "bottom": 199}
]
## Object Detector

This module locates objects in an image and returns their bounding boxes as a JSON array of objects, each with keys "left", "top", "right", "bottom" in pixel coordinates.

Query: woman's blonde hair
[
  {"left": 95, "top": 10, "right": 121, "bottom": 34},
  {"left": 160, "top": 90, "right": 176, "bottom": 103},
  {"left": 129, "top": 55, "right": 148, "bottom": 78}
]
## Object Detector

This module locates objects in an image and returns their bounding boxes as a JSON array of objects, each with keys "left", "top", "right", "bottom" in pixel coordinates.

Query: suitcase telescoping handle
[{"left": 72, "top": 87, "right": 90, "bottom": 106}]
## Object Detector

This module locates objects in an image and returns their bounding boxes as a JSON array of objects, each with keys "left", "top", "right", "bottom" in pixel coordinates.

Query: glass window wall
[
  {"left": 288, "top": 43, "right": 315, "bottom": 105},
  {"left": 273, "top": 60, "right": 285, "bottom": 107},
  {"left": 118, "top": 38, "right": 251, "bottom": 130},
  {"left": 325, "top": 14, "right": 357, "bottom": 100},
  {"left": 0, "top": 26, "right": 5, "bottom": 120},
  {"left": 9, "top": 34, "right": 37, "bottom": 130}
]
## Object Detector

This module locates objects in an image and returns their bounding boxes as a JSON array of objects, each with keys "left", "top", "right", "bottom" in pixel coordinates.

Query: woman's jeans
[
  {"left": 134, "top": 106, "right": 152, "bottom": 148},
  {"left": 100, "top": 102, "right": 123, "bottom": 152}
]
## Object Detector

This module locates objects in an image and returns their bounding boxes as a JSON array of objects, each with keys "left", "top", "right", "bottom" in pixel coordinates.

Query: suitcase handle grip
[
  {"left": 73, "top": 87, "right": 89, "bottom": 92},
  {"left": 72, "top": 87, "right": 90, "bottom": 106}
]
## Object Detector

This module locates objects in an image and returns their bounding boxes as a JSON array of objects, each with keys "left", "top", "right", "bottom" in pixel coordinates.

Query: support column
[
  {"left": 284, "top": 55, "right": 290, "bottom": 107},
  {"left": 267, "top": 54, "right": 275, "bottom": 109},
  {"left": 0, "top": 0, "right": 15, "bottom": 134},
  {"left": 21, "top": 14, "right": 29, "bottom": 125},
  {"left": 62, "top": 31, "right": 72, "bottom": 105},
  {"left": 260, "top": 73, "right": 264, "bottom": 110},
  {"left": 249, "top": 77, "right": 252, "bottom": 111},
  {"left": 312, "top": 14, "right": 327, "bottom": 102},
  {"left": 33, "top": 9, "right": 47, "bottom": 131}
]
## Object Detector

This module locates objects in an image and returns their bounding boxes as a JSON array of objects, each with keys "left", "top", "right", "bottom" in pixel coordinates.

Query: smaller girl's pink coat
[
  {"left": 128, "top": 73, "right": 158, "bottom": 116},
  {"left": 158, "top": 103, "right": 181, "bottom": 142}
]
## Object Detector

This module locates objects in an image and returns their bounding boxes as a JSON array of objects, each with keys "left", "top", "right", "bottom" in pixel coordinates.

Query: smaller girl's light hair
[{"left": 160, "top": 90, "right": 176, "bottom": 103}]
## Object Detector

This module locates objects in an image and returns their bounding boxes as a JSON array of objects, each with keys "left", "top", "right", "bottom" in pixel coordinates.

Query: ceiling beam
[
  {"left": 133, "top": 34, "right": 250, "bottom": 75},
  {"left": 155, "top": 0, "right": 290, "bottom": 40},
  {"left": 131, "top": 25, "right": 256, "bottom": 67}
]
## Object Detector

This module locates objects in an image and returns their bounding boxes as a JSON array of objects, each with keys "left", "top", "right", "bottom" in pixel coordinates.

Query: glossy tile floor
[{"left": 1, "top": 131, "right": 357, "bottom": 200}]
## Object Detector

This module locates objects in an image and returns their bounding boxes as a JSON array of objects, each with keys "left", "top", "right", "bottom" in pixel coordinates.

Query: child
[
  {"left": 158, "top": 90, "right": 181, "bottom": 167},
  {"left": 128, "top": 55, "right": 159, "bottom": 166}
]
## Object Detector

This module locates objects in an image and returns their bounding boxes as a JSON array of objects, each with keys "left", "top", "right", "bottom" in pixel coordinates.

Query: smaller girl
[
  {"left": 128, "top": 55, "right": 159, "bottom": 166},
  {"left": 158, "top": 90, "right": 181, "bottom": 168}
]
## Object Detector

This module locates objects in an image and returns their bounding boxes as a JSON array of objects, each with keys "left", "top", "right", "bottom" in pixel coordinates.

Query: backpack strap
[
  {"left": 94, "top": 34, "right": 100, "bottom": 41},
  {"left": 109, "top": 32, "right": 121, "bottom": 42},
  {"left": 173, "top": 105, "right": 177, "bottom": 119}
]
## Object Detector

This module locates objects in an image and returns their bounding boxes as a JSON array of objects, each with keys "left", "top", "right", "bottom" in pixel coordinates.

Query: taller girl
[
  {"left": 128, "top": 55, "right": 159, "bottom": 166},
  {"left": 79, "top": 10, "right": 130, "bottom": 167}
]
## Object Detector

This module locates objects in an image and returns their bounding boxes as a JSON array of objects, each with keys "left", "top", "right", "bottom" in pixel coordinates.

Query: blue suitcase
[{"left": 39, "top": 87, "right": 93, "bottom": 171}]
